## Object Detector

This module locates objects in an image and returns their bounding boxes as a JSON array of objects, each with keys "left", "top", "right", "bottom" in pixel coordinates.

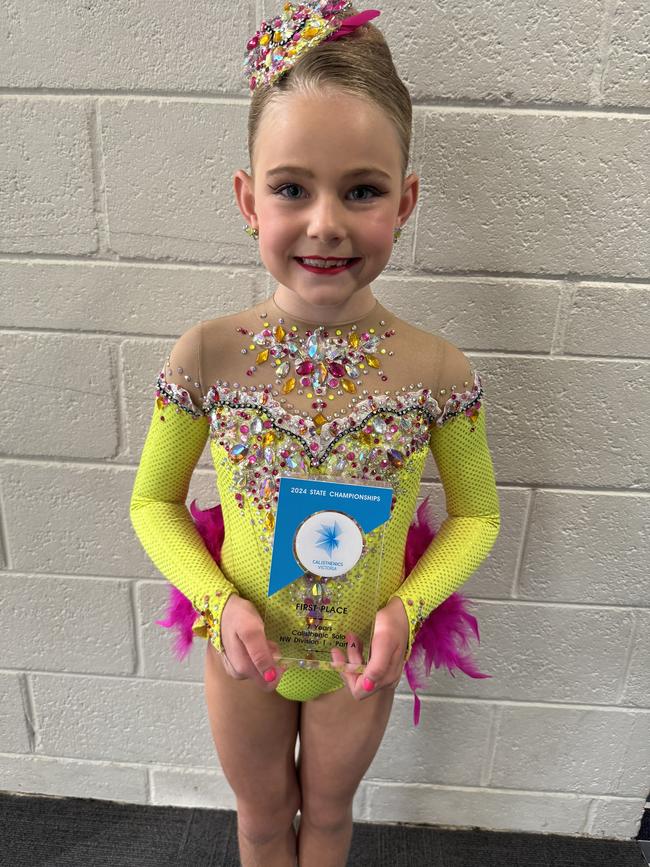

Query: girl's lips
[
  {"left": 294, "top": 257, "right": 359, "bottom": 262},
  {"left": 294, "top": 257, "right": 361, "bottom": 275}
]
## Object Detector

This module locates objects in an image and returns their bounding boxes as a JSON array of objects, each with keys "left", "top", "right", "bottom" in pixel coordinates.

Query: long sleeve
[
  {"left": 389, "top": 351, "right": 501, "bottom": 661},
  {"left": 129, "top": 323, "right": 240, "bottom": 654}
]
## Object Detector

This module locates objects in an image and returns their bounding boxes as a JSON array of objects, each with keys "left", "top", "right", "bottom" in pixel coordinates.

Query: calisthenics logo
[{"left": 293, "top": 511, "right": 364, "bottom": 577}]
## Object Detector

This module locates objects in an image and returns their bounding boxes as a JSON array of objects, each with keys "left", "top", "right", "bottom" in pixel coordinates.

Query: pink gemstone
[
  {"left": 247, "top": 35, "right": 259, "bottom": 50},
  {"left": 240, "top": 425, "right": 249, "bottom": 434},
  {"left": 328, "top": 361, "right": 346, "bottom": 378},
  {"left": 301, "top": 376, "right": 311, "bottom": 386},
  {"left": 347, "top": 452, "right": 355, "bottom": 460},
  {"left": 310, "top": 443, "right": 319, "bottom": 451},
  {"left": 328, "top": 378, "right": 339, "bottom": 388},
  {"left": 297, "top": 360, "right": 315, "bottom": 375}
]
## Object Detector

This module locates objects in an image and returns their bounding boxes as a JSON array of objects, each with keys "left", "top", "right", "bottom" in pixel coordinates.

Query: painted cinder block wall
[{"left": 1, "top": 0, "right": 649, "bottom": 841}]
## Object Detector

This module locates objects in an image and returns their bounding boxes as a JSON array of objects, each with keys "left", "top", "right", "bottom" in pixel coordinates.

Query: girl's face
[{"left": 234, "top": 90, "right": 418, "bottom": 314}]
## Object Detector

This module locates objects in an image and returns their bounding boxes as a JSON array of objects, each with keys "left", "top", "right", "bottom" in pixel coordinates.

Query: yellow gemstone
[
  {"left": 262, "top": 430, "right": 276, "bottom": 446},
  {"left": 359, "top": 363, "right": 365, "bottom": 370},
  {"left": 257, "top": 348, "right": 270, "bottom": 364},
  {"left": 302, "top": 25, "right": 320, "bottom": 38},
  {"left": 313, "top": 412, "right": 328, "bottom": 427},
  {"left": 341, "top": 379, "right": 356, "bottom": 394},
  {"left": 380, "top": 348, "right": 386, "bottom": 354},
  {"left": 273, "top": 31, "right": 283, "bottom": 42},
  {"left": 369, "top": 328, "right": 375, "bottom": 334},
  {"left": 348, "top": 332, "right": 360, "bottom": 349},
  {"left": 336, "top": 329, "right": 342, "bottom": 336},
  {"left": 264, "top": 511, "right": 275, "bottom": 532},
  {"left": 282, "top": 377, "right": 296, "bottom": 394},
  {"left": 248, "top": 343, "right": 255, "bottom": 350},
  {"left": 275, "top": 325, "right": 286, "bottom": 342},
  {"left": 366, "top": 354, "right": 380, "bottom": 368},
  {"left": 287, "top": 48, "right": 297, "bottom": 56},
  {"left": 260, "top": 34, "right": 270, "bottom": 46},
  {"left": 318, "top": 362, "right": 327, "bottom": 380}
]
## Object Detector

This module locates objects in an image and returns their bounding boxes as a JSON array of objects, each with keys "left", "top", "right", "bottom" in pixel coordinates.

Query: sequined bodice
[{"left": 154, "top": 297, "right": 483, "bottom": 528}]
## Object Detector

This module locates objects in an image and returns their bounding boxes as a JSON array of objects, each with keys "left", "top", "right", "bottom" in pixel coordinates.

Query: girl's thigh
[
  {"left": 204, "top": 641, "right": 301, "bottom": 810},
  {"left": 297, "top": 683, "right": 396, "bottom": 816}
]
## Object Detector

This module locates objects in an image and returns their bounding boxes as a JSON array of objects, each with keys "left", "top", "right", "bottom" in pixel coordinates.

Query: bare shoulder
[
  {"left": 200, "top": 304, "right": 257, "bottom": 353},
  {"left": 391, "top": 314, "right": 473, "bottom": 396},
  {"left": 163, "top": 320, "right": 206, "bottom": 411}
]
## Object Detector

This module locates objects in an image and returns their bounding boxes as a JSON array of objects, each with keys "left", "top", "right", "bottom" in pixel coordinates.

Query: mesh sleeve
[
  {"left": 389, "top": 352, "right": 501, "bottom": 661},
  {"left": 129, "top": 323, "right": 240, "bottom": 654}
]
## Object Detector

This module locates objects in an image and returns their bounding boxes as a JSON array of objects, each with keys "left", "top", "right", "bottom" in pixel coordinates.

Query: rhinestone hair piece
[{"left": 244, "top": 2, "right": 381, "bottom": 92}]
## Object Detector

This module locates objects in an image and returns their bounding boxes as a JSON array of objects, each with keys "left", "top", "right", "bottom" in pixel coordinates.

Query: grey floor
[{"left": 0, "top": 792, "right": 647, "bottom": 866}]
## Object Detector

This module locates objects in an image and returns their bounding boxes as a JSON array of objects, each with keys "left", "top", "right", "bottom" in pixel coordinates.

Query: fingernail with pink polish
[
  {"left": 363, "top": 677, "right": 375, "bottom": 691},
  {"left": 264, "top": 668, "right": 277, "bottom": 682}
]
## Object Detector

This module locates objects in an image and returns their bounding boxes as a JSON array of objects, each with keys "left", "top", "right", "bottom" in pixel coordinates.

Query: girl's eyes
[{"left": 269, "top": 183, "right": 385, "bottom": 201}]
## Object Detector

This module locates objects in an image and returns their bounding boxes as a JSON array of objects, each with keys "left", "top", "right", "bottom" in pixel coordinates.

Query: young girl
[{"left": 130, "top": 3, "right": 500, "bottom": 865}]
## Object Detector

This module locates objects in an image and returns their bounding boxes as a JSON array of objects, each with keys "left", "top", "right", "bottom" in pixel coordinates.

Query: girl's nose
[{"left": 306, "top": 197, "right": 347, "bottom": 242}]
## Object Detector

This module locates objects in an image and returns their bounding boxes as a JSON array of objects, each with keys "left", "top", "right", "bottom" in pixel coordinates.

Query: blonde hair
[{"left": 248, "top": 7, "right": 412, "bottom": 180}]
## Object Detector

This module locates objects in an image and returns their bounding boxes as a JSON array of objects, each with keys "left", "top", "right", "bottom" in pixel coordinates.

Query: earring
[{"left": 393, "top": 226, "right": 402, "bottom": 244}]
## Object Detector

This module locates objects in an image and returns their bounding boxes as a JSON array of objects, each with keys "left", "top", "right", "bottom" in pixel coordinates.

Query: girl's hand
[
  {"left": 219, "top": 595, "right": 287, "bottom": 691},
  {"left": 330, "top": 597, "right": 409, "bottom": 700}
]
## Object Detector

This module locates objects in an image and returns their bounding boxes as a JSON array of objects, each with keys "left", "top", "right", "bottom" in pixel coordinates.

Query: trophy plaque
[{"left": 252, "top": 472, "right": 393, "bottom": 673}]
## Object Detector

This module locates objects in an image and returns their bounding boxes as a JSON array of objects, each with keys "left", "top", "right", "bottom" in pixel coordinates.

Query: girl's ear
[
  {"left": 397, "top": 172, "right": 419, "bottom": 227},
  {"left": 233, "top": 169, "right": 257, "bottom": 227}
]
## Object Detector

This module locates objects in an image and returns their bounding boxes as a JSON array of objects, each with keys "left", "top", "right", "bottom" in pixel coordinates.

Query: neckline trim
[{"left": 266, "top": 293, "right": 381, "bottom": 327}]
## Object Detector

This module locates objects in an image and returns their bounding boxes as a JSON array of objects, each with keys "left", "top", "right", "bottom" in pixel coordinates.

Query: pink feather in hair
[{"left": 156, "top": 495, "right": 490, "bottom": 725}]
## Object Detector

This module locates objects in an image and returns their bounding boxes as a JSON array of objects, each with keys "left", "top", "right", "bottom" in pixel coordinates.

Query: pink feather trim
[
  {"left": 156, "top": 495, "right": 490, "bottom": 725},
  {"left": 325, "top": 10, "right": 381, "bottom": 41},
  {"left": 154, "top": 500, "right": 225, "bottom": 662}
]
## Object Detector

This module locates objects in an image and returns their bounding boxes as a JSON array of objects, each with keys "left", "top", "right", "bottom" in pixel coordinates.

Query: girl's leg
[
  {"left": 204, "top": 641, "right": 302, "bottom": 867},
  {"left": 296, "top": 683, "right": 396, "bottom": 867}
]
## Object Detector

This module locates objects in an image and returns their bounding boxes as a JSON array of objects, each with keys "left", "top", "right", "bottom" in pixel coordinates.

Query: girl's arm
[
  {"left": 129, "top": 322, "right": 240, "bottom": 654},
  {"left": 389, "top": 348, "right": 501, "bottom": 661}
]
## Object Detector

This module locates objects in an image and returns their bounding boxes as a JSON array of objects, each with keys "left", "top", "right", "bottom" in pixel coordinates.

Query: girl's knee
[
  {"left": 301, "top": 793, "right": 353, "bottom": 832},
  {"left": 237, "top": 787, "right": 301, "bottom": 846}
]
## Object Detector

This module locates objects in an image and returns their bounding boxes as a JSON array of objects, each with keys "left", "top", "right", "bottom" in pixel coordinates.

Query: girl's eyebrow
[{"left": 266, "top": 165, "right": 392, "bottom": 180}]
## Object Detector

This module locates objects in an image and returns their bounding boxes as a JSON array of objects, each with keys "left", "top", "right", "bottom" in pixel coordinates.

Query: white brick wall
[{"left": 1, "top": 0, "right": 648, "bottom": 841}]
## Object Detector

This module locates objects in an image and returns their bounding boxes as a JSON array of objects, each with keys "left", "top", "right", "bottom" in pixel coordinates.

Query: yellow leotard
[{"left": 130, "top": 298, "right": 500, "bottom": 701}]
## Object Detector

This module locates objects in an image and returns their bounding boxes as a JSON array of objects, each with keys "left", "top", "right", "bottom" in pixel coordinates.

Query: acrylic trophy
[{"left": 253, "top": 472, "right": 393, "bottom": 673}]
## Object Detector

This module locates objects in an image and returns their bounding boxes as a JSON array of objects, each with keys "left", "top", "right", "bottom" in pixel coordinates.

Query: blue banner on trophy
[{"left": 260, "top": 473, "right": 393, "bottom": 673}]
